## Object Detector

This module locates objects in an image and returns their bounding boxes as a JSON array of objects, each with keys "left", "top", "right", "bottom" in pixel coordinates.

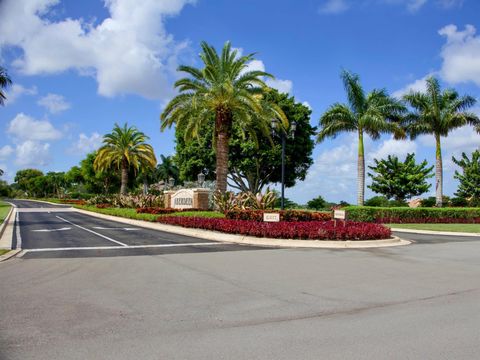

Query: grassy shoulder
[
  {"left": 0, "top": 249, "right": 10, "bottom": 256},
  {"left": 0, "top": 201, "right": 12, "bottom": 224},
  {"left": 75, "top": 205, "right": 225, "bottom": 221},
  {"left": 387, "top": 223, "right": 480, "bottom": 233}
]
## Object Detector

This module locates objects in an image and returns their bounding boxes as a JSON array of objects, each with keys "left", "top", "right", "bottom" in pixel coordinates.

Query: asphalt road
[{"left": 1, "top": 200, "right": 479, "bottom": 359}]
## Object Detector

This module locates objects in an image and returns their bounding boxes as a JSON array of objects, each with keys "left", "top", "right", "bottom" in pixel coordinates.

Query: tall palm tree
[
  {"left": 156, "top": 155, "right": 179, "bottom": 184},
  {"left": 161, "top": 41, "right": 287, "bottom": 193},
  {"left": 317, "top": 70, "right": 405, "bottom": 206},
  {"left": 403, "top": 77, "right": 480, "bottom": 207},
  {"left": 94, "top": 123, "right": 157, "bottom": 194},
  {"left": 0, "top": 67, "right": 12, "bottom": 106}
]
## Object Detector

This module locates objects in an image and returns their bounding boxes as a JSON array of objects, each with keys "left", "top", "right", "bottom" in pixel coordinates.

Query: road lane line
[
  {"left": 23, "top": 242, "right": 224, "bottom": 252},
  {"left": 15, "top": 211, "right": 22, "bottom": 250},
  {"left": 55, "top": 215, "right": 128, "bottom": 247}
]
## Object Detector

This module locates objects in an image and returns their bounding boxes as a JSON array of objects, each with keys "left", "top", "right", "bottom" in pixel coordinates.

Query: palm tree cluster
[{"left": 317, "top": 72, "right": 480, "bottom": 206}]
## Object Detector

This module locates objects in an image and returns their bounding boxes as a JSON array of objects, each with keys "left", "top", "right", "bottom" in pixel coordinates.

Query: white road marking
[
  {"left": 17, "top": 208, "right": 74, "bottom": 213},
  {"left": 92, "top": 227, "right": 140, "bottom": 231},
  {"left": 55, "top": 215, "right": 128, "bottom": 247},
  {"left": 15, "top": 211, "right": 22, "bottom": 250},
  {"left": 23, "top": 242, "right": 223, "bottom": 253},
  {"left": 32, "top": 227, "right": 71, "bottom": 232}
]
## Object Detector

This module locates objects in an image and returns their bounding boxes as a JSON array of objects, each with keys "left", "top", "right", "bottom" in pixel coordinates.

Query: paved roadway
[{"left": 1, "top": 200, "right": 479, "bottom": 359}]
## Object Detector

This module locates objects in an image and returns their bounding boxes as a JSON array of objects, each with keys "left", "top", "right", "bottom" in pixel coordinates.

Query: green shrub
[{"left": 344, "top": 206, "right": 480, "bottom": 223}]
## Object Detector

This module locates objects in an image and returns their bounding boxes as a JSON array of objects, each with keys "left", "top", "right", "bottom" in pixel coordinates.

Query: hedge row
[
  {"left": 137, "top": 207, "right": 209, "bottom": 215},
  {"left": 344, "top": 206, "right": 480, "bottom": 223},
  {"left": 156, "top": 217, "right": 391, "bottom": 240},
  {"left": 225, "top": 209, "right": 331, "bottom": 222}
]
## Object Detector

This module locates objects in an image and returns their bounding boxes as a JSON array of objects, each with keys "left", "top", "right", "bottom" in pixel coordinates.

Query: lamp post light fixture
[
  {"left": 197, "top": 172, "right": 206, "bottom": 188},
  {"left": 271, "top": 119, "right": 297, "bottom": 210},
  {"left": 168, "top": 177, "right": 175, "bottom": 189}
]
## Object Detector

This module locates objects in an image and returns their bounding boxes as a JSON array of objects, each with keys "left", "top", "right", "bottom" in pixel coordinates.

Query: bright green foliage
[
  {"left": 452, "top": 150, "right": 480, "bottom": 206},
  {"left": 174, "top": 89, "right": 315, "bottom": 193},
  {"left": 368, "top": 153, "right": 434, "bottom": 201},
  {"left": 317, "top": 70, "right": 405, "bottom": 206},
  {"left": 402, "top": 77, "right": 480, "bottom": 207},
  {"left": 161, "top": 41, "right": 287, "bottom": 193},
  {"left": 0, "top": 66, "right": 12, "bottom": 106},
  {"left": 79, "top": 152, "right": 120, "bottom": 194},
  {"left": 95, "top": 123, "right": 156, "bottom": 194},
  {"left": 155, "top": 155, "right": 179, "bottom": 184},
  {"left": 14, "top": 169, "right": 44, "bottom": 196},
  {"left": 307, "top": 195, "right": 327, "bottom": 210}
]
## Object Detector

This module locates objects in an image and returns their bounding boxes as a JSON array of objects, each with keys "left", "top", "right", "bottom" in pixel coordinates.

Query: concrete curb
[
  {"left": 73, "top": 208, "right": 410, "bottom": 249},
  {"left": 392, "top": 228, "right": 480, "bottom": 237},
  {"left": 0, "top": 204, "right": 14, "bottom": 241}
]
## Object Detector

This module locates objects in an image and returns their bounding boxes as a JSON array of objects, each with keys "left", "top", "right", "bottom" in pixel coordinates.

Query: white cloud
[
  {"left": 438, "top": 24, "right": 480, "bottom": 86},
  {"left": 392, "top": 74, "right": 433, "bottom": 98},
  {"left": 0, "top": 0, "right": 194, "bottom": 99},
  {"left": 0, "top": 145, "right": 14, "bottom": 160},
  {"left": 69, "top": 132, "right": 102, "bottom": 155},
  {"left": 368, "top": 136, "right": 418, "bottom": 161},
  {"left": 318, "top": 0, "right": 350, "bottom": 14},
  {"left": 302, "top": 101, "right": 312, "bottom": 109},
  {"left": 7, "top": 113, "right": 62, "bottom": 141},
  {"left": 15, "top": 140, "right": 51, "bottom": 166},
  {"left": 37, "top": 93, "right": 70, "bottom": 114},
  {"left": 266, "top": 78, "right": 293, "bottom": 94},
  {"left": 4, "top": 84, "right": 37, "bottom": 104},
  {"left": 437, "top": 0, "right": 463, "bottom": 8},
  {"left": 380, "top": 0, "right": 427, "bottom": 12}
]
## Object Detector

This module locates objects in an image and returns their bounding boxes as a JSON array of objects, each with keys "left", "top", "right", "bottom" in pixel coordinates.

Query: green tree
[
  {"left": 307, "top": 195, "right": 327, "bottom": 210},
  {"left": 0, "top": 66, "right": 12, "bottom": 106},
  {"left": 317, "top": 70, "right": 405, "bottom": 206},
  {"left": 155, "top": 155, "right": 180, "bottom": 184},
  {"left": 403, "top": 77, "right": 480, "bottom": 207},
  {"left": 368, "top": 153, "right": 434, "bottom": 201},
  {"left": 80, "top": 152, "right": 120, "bottom": 194},
  {"left": 452, "top": 150, "right": 480, "bottom": 206},
  {"left": 94, "top": 123, "right": 157, "bottom": 194},
  {"left": 161, "top": 41, "right": 287, "bottom": 193},
  {"left": 14, "top": 169, "right": 44, "bottom": 196},
  {"left": 174, "top": 89, "right": 315, "bottom": 193}
]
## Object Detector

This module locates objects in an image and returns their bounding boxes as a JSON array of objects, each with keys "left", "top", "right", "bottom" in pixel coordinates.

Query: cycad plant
[
  {"left": 317, "top": 70, "right": 405, "bottom": 206},
  {"left": 94, "top": 123, "right": 157, "bottom": 194},
  {"left": 161, "top": 41, "right": 287, "bottom": 193},
  {"left": 403, "top": 77, "right": 480, "bottom": 207}
]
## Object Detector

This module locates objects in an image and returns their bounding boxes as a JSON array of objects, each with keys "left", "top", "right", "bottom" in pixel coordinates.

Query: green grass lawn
[
  {"left": 76, "top": 205, "right": 225, "bottom": 221},
  {"left": 387, "top": 223, "right": 480, "bottom": 233},
  {"left": 0, "top": 201, "right": 12, "bottom": 224}
]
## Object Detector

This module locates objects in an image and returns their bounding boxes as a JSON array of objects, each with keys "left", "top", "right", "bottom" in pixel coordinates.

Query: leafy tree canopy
[
  {"left": 174, "top": 89, "right": 315, "bottom": 193},
  {"left": 307, "top": 195, "right": 327, "bottom": 210},
  {"left": 453, "top": 150, "right": 480, "bottom": 206},
  {"left": 368, "top": 153, "right": 434, "bottom": 201}
]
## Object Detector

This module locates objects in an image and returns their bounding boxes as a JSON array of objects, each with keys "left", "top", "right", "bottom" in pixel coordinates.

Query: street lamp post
[{"left": 271, "top": 119, "right": 297, "bottom": 210}]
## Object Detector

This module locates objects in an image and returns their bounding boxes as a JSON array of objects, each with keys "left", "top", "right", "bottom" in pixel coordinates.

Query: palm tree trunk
[
  {"left": 215, "top": 110, "right": 232, "bottom": 193},
  {"left": 357, "top": 130, "right": 365, "bottom": 206},
  {"left": 435, "top": 134, "right": 443, "bottom": 207},
  {"left": 143, "top": 177, "right": 148, "bottom": 195},
  {"left": 120, "top": 158, "right": 128, "bottom": 195}
]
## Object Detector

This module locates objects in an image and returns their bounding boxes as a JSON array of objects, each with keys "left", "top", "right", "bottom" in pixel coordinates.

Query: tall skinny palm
[
  {"left": 0, "top": 67, "right": 12, "bottom": 106},
  {"left": 161, "top": 41, "right": 287, "bottom": 193},
  {"left": 317, "top": 70, "right": 405, "bottom": 206},
  {"left": 94, "top": 123, "right": 157, "bottom": 194},
  {"left": 403, "top": 77, "right": 480, "bottom": 207}
]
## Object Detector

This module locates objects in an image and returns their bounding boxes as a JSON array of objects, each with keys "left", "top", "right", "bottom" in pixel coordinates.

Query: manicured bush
[
  {"left": 137, "top": 207, "right": 210, "bottom": 215},
  {"left": 225, "top": 209, "right": 331, "bottom": 222},
  {"left": 156, "top": 217, "right": 391, "bottom": 240},
  {"left": 60, "top": 199, "right": 86, "bottom": 205},
  {"left": 345, "top": 206, "right": 480, "bottom": 223}
]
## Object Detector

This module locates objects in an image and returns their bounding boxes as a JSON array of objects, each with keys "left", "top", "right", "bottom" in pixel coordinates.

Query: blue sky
[{"left": 1, "top": 0, "right": 479, "bottom": 203}]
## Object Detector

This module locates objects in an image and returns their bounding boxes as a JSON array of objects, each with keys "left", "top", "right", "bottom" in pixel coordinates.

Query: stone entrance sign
[{"left": 164, "top": 188, "right": 210, "bottom": 210}]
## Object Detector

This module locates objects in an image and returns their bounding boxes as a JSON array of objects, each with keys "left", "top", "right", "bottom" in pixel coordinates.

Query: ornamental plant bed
[
  {"left": 345, "top": 206, "right": 480, "bottom": 224},
  {"left": 137, "top": 207, "right": 210, "bottom": 215},
  {"left": 61, "top": 199, "right": 86, "bottom": 205},
  {"left": 225, "top": 209, "right": 331, "bottom": 222},
  {"left": 156, "top": 217, "right": 391, "bottom": 241}
]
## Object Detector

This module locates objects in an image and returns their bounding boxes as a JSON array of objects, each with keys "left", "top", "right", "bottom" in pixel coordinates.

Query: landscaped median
[{"left": 67, "top": 204, "right": 408, "bottom": 248}]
